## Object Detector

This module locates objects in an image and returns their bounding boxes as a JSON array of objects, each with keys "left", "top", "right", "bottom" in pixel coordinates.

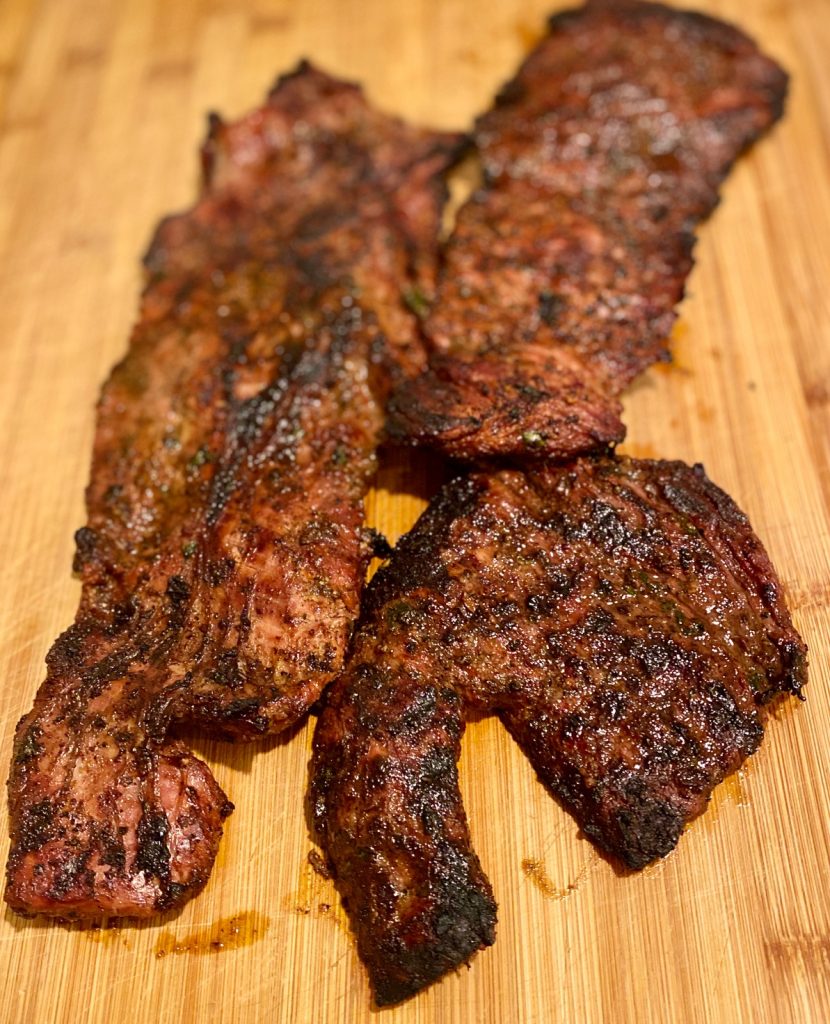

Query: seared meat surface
[
  {"left": 388, "top": 0, "right": 788, "bottom": 460},
  {"left": 312, "top": 456, "right": 806, "bottom": 1003},
  {"left": 6, "top": 65, "right": 459, "bottom": 918}
]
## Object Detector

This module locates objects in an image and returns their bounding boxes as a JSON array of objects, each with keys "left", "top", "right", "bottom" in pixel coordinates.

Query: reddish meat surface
[
  {"left": 312, "top": 456, "right": 806, "bottom": 1003},
  {"left": 388, "top": 0, "right": 788, "bottom": 460},
  {"left": 6, "top": 65, "right": 459, "bottom": 918}
]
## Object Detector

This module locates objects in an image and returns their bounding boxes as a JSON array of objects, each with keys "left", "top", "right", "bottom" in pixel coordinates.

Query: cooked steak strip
[
  {"left": 6, "top": 65, "right": 459, "bottom": 918},
  {"left": 312, "top": 655, "right": 496, "bottom": 1007},
  {"left": 388, "top": 0, "right": 788, "bottom": 460},
  {"left": 312, "top": 456, "right": 806, "bottom": 1003}
]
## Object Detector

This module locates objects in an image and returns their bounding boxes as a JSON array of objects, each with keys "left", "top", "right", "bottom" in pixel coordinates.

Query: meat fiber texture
[
  {"left": 387, "top": 0, "right": 788, "bottom": 461},
  {"left": 5, "top": 65, "right": 460, "bottom": 918},
  {"left": 312, "top": 457, "right": 806, "bottom": 1005}
]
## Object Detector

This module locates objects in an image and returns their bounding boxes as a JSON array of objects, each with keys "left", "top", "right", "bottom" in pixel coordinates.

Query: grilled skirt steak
[
  {"left": 312, "top": 456, "right": 806, "bottom": 1003},
  {"left": 388, "top": 0, "right": 788, "bottom": 460},
  {"left": 6, "top": 65, "right": 459, "bottom": 918}
]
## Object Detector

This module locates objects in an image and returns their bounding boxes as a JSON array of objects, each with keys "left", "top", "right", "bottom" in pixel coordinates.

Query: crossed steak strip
[
  {"left": 387, "top": 0, "right": 788, "bottom": 460},
  {"left": 312, "top": 457, "right": 806, "bottom": 1004},
  {"left": 5, "top": 65, "right": 459, "bottom": 918}
]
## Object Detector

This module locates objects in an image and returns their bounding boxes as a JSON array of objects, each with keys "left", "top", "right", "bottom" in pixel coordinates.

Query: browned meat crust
[
  {"left": 386, "top": 342, "right": 625, "bottom": 460},
  {"left": 6, "top": 65, "right": 460, "bottom": 918},
  {"left": 312, "top": 456, "right": 806, "bottom": 1003},
  {"left": 388, "top": 0, "right": 788, "bottom": 460}
]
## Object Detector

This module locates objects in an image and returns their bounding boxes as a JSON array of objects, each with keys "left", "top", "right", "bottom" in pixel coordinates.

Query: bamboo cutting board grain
[{"left": 1, "top": 0, "right": 829, "bottom": 1021}]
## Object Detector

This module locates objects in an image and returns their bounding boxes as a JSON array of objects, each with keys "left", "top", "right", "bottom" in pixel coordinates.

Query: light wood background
[{"left": 1, "top": 0, "right": 829, "bottom": 1021}]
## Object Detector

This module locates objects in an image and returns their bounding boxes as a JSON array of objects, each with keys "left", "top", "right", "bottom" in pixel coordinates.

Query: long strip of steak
[
  {"left": 312, "top": 457, "right": 806, "bottom": 1003},
  {"left": 388, "top": 0, "right": 788, "bottom": 460},
  {"left": 6, "top": 65, "right": 460, "bottom": 918}
]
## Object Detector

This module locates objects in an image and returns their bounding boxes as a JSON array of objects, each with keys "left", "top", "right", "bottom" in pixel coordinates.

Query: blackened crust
[
  {"left": 312, "top": 666, "right": 496, "bottom": 1006},
  {"left": 313, "top": 455, "right": 806, "bottom": 999}
]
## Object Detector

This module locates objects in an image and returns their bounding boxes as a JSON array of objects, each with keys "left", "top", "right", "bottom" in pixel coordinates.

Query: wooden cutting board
[{"left": 1, "top": 0, "right": 828, "bottom": 1021}]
